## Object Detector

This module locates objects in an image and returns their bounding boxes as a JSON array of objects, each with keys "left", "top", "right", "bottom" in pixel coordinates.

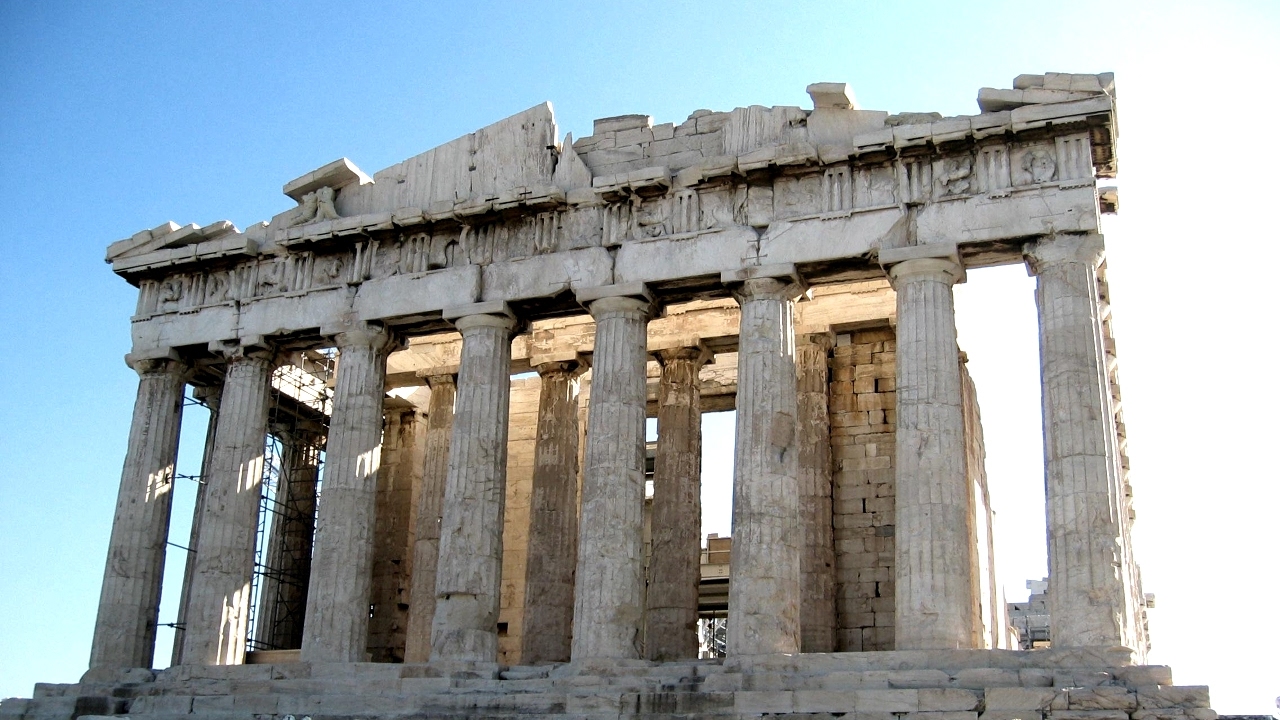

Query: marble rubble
[{"left": 2, "top": 71, "right": 1221, "bottom": 719}]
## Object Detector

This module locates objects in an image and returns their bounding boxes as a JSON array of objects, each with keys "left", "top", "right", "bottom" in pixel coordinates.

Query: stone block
[
  {"left": 1019, "top": 669, "right": 1054, "bottom": 687},
  {"left": 984, "top": 688, "right": 1058, "bottom": 710},
  {"left": 1051, "top": 671, "right": 1111, "bottom": 687},
  {"left": 920, "top": 688, "right": 982, "bottom": 712},
  {"left": 192, "top": 694, "right": 236, "bottom": 712},
  {"left": 954, "top": 668, "right": 1022, "bottom": 688},
  {"left": 735, "top": 689, "right": 794, "bottom": 714},
  {"left": 149, "top": 694, "right": 195, "bottom": 713},
  {"left": 857, "top": 688, "right": 920, "bottom": 712},
  {"left": 1114, "top": 666, "right": 1173, "bottom": 687},
  {"left": 1045, "top": 711, "right": 1129, "bottom": 720},
  {"left": 1065, "top": 687, "right": 1137, "bottom": 711},
  {"left": 1135, "top": 686, "right": 1211, "bottom": 709},
  {"left": 981, "top": 712, "right": 1044, "bottom": 720},
  {"left": 231, "top": 693, "right": 280, "bottom": 713},
  {"left": 794, "top": 690, "right": 859, "bottom": 712},
  {"left": 566, "top": 691, "right": 624, "bottom": 713},
  {"left": 914, "top": 713, "right": 981, "bottom": 720}
]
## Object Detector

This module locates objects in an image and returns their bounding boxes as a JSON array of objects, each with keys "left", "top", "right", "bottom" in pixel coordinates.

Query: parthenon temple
[{"left": 7, "top": 72, "right": 1220, "bottom": 720}]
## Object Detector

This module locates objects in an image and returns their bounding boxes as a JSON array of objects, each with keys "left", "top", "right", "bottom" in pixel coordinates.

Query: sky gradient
[{"left": 1, "top": 1, "right": 1276, "bottom": 713}]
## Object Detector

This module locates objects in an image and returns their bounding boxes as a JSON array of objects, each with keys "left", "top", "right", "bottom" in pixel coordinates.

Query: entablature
[{"left": 108, "top": 72, "right": 1117, "bottom": 359}]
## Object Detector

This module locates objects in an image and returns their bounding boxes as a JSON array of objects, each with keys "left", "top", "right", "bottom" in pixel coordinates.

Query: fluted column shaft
[
  {"left": 183, "top": 346, "right": 275, "bottom": 665},
  {"left": 90, "top": 357, "right": 187, "bottom": 669},
  {"left": 431, "top": 313, "right": 517, "bottom": 662},
  {"left": 521, "top": 361, "right": 583, "bottom": 664},
  {"left": 1028, "top": 234, "right": 1136, "bottom": 650},
  {"left": 645, "top": 346, "right": 708, "bottom": 661},
  {"left": 727, "top": 277, "right": 802, "bottom": 656},
  {"left": 572, "top": 295, "right": 652, "bottom": 660},
  {"left": 171, "top": 385, "right": 221, "bottom": 666},
  {"left": 889, "top": 257, "right": 975, "bottom": 650},
  {"left": 301, "top": 325, "right": 398, "bottom": 662},
  {"left": 796, "top": 332, "right": 837, "bottom": 653},
  {"left": 404, "top": 375, "right": 455, "bottom": 662}
]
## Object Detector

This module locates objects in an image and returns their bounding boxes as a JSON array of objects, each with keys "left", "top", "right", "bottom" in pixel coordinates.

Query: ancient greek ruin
[{"left": 5, "top": 72, "right": 1222, "bottom": 720}]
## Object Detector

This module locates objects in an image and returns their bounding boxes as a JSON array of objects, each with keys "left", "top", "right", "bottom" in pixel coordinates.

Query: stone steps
[{"left": 5, "top": 650, "right": 1218, "bottom": 720}]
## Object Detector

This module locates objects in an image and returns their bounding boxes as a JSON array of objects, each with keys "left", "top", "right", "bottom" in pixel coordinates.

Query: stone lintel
[
  {"left": 648, "top": 334, "right": 711, "bottom": 356},
  {"left": 283, "top": 158, "right": 372, "bottom": 202},
  {"left": 574, "top": 282, "right": 653, "bottom": 307},
  {"left": 442, "top": 300, "right": 517, "bottom": 323}
]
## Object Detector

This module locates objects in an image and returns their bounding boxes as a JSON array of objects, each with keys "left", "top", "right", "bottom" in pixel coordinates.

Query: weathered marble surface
[
  {"left": 1027, "top": 234, "right": 1146, "bottom": 658},
  {"left": 726, "top": 274, "right": 803, "bottom": 656},
  {"left": 885, "top": 253, "right": 975, "bottom": 651},
  {"left": 301, "top": 325, "right": 399, "bottom": 662},
  {"left": 520, "top": 361, "right": 582, "bottom": 664},
  {"left": 571, "top": 292, "right": 652, "bottom": 660},
  {"left": 645, "top": 345, "right": 709, "bottom": 660},
  {"left": 181, "top": 347, "right": 275, "bottom": 665},
  {"left": 431, "top": 312, "right": 517, "bottom": 662},
  {"left": 403, "top": 374, "right": 455, "bottom": 663},
  {"left": 89, "top": 358, "right": 186, "bottom": 670},
  {"left": 104, "top": 73, "right": 1116, "bottom": 361}
]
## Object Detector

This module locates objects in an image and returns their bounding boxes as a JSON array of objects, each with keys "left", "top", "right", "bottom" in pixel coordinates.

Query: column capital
[
  {"left": 577, "top": 282, "right": 655, "bottom": 319},
  {"left": 124, "top": 353, "right": 189, "bottom": 378},
  {"left": 795, "top": 330, "right": 836, "bottom": 350},
  {"left": 654, "top": 343, "right": 712, "bottom": 367},
  {"left": 533, "top": 358, "right": 586, "bottom": 378},
  {"left": 422, "top": 372, "right": 458, "bottom": 389},
  {"left": 332, "top": 322, "right": 402, "bottom": 353},
  {"left": 880, "top": 243, "right": 965, "bottom": 288},
  {"left": 722, "top": 263, "right": 807, "bottom": 303},
  {"left": 209, "top": 337, "right": 277, "bottom": 366},
  {"left": 1024, "top": 233, "right": 1105, "bottom": 275}
]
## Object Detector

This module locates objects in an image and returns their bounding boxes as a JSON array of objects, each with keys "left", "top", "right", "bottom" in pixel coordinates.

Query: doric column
[
  {"left": 404, "top": 374, "right": 455, "bottom": 662},
  {"left": 796, "top": 331, "right": 837, "bottom": 653},
  {"left": 521, "top": 359, "right": 584, "bottom": 664},
  {"left": 883, "top": 248, "right": 976, "bottom": 650},
  {"left": 431, "top": 306, "right": 517, "bottom": 663},
  {"left": 724, "top": 269, "right": 803, "bottom": 656},
  {"left": 182, "top": 342, "right": 275, "bottom": 665},
  {"left": 89, "top": 355, "right": 187, "bottom": 669},
  {"left": 645, "top": 344, "right": 710, "bottom": 661},
  {"left": 171, "top": 385, "right": 220, "bottom": 666},
  {"left": 1026, "top": 234, "right": 1138, "bottom": 650},
  {"left": 301, "top": 324, "right": 399, "bottom": 662},
  {"left": 571, "top": 285, "right": 653, "bottom": 660}
]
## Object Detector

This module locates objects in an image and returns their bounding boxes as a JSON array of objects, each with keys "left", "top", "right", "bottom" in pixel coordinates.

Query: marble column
[
  {"left": 301, "top": 324, "right": 399, "bottom": 662},
  {"left": 89, "top": 356, "right": 187, "bottom": 669},
  {"left": 521, "top": 360, "right": 583, "bottom": 664},
  {"left": 1027, "top": 234, "right": 1136, "bottom": 649},
  {"left": 795, "top": 331, "right": 837, "bottom": 653},
  {"left": 726, "top": 275, "right": 803, "bottom": 656},
  {"left": 171, "top": 384, "right": 220, "bottom": 667},
  {"left": 645, "top": 345, "right": 709, "bottom": 661},
  {"left": 431, "top": 310, "right": 517, "bottom": 662},
  {"left": 404, "top": 374, "right": 456, "bottom": 663},
  {"left": 571, "top": 289, "right": 652, "bottom": 660},
  {"left": 182, "top": 344, "right": 275, "bottom": 665},
  {"left": 886, "top": 253, "right": 976, "bottom": 650}
]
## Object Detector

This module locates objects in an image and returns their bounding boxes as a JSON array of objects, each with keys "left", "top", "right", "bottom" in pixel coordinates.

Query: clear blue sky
[{"left": 1, "top": 1, "right": 1276, "bottom": 713}]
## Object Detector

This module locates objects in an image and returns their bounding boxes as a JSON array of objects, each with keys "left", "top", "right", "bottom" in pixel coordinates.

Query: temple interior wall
[{"left": 830, "top": 326, "right": 898, "bottom": 651}]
